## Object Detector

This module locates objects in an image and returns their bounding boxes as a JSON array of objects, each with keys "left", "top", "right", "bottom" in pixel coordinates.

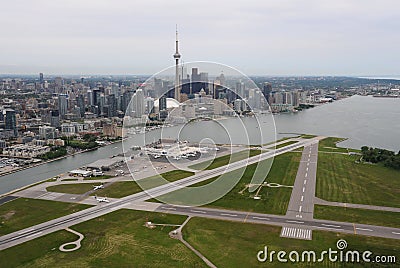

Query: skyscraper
[
  {"left": 132, "top": 89, "right": 144, "bottom": 118},
  {"left": 76, "top": 94, "right": 85, "bottom": 118},
  {"left": 173, "top": 26, "right": 181, "bottom": 102},
  {"left": 58, "top": 94, "right": 68, "bottom": 119},
  {"left": 3, "top": 109, "right": 17, "bottom": 136},
  {"left": 39, "top": 73, "right": 44, "bottom": 84}
]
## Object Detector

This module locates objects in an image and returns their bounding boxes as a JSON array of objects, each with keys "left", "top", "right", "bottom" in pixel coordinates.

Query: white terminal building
[{"left": 144, "top": 139, "right": 216, "bottom": 160}]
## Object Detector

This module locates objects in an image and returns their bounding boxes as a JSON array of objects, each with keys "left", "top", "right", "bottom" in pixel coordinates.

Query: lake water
[{"left": 0, "top": 95, "right": 398, "bottom": 195}]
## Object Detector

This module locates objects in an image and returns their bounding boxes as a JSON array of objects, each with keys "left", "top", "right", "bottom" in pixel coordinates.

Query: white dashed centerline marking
[
  {"left": 286, "top": 220, "right": 304, "bottom": 224},
  {"left": 221, "top": 213, "right": 238, "bottom": 217},
  {"left": 163, "top": 207, "right": 176, "bottom": 210},
  {"left": 252, "top": 216, "right": 270, "bottom": 220},
  {"left": 305, "top": 173, "right": 308, "bottom": 178},
  {"left": 304, "top": 180, "right": 307, "bottom": 185},
  {"left": 302, "top": 187, "right": 305, "bottom": 193},
  {"left": 312, "top": 226, "right": 344, "bottom": 231},
  {"left": 301, "top": 196, "right": 304, "bottom": 202},
  {"left": 191, "top": 210, "right": 206, "bottom": 214},
  {"left": 321, "top": 224, "right": 342, "bottom": 228},
  {"left": 299, "top": 206, "right": 302, "bottom": 212},
  {"left": 356, "top": 227, "right": 373, "bottom": 232},
  {"left": 392, "top": 232, "right": 400, "bottom": 235}
]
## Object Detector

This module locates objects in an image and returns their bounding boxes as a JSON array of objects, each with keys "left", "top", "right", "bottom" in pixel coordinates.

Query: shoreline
[
  {"left": 0, "top": 140, "right": 122, "bottom": 198},
  {"left": 0, "top": 139, "right": 122, "bottom": 177}
]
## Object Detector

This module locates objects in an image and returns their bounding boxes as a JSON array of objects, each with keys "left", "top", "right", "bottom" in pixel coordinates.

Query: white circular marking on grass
[{"left": 59, "top": 228, "right": 84, "bottom": 252}]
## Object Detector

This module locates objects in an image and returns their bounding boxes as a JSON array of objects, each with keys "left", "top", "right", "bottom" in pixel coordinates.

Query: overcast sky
[{"left": 1, "top": 0, "right": 399, "bottom": 76}]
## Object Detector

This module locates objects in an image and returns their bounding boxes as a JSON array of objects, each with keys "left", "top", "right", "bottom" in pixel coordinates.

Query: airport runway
[
  {"left": 2, "top": 136, "right": 399, "bottom": 251},
  {"left": 154, "top": 204, "right": 400, "bottom": 241},
  {"left": 0, "top": 138, "right": 320, "bottom": 250},
  {"left": 286, "top": 141, "right": 319, "bottom": 220}
]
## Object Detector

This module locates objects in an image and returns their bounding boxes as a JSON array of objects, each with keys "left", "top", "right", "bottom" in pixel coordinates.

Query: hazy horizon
[{"left": 1, "top": 0, "right": 399, "bottom": 76}]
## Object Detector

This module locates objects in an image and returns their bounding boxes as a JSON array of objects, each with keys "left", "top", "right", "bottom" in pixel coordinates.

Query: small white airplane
[
  {"left": 93, "top": 184, "right": 104, "bottom": 190},
  {"left": 94, "top": 195, "right": 109, "bottom": 203}
]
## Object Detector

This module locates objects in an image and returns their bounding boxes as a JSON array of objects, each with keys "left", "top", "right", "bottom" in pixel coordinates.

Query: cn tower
[{"left": 173, "top": 25, "right": 181, "bottom": 102}]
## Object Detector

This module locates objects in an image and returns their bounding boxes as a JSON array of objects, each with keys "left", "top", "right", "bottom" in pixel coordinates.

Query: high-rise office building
[
  {"left": 159, "top": 95, "right": 167, "bottom": 111},
  {"left": 262, "top": 83, "right": 272, "bottom": 104},
  {"left": 3, "top": 109, "right": 17, "bottom": 136},
  {"left": 39, "top": 73, "right": 44, "bottom": 84},
  {"left": 76, "top": 94, "right": 85, "bottom": 117},
  {"left": 58, "top": 94, "right": 68, "bottom": 119},
  {"left": 145, "top": 97, "right": 155, "bottom": 114},
  {"left": 106, "top": 94, "right": 117, "bottom": 117},
  {"left": 132, "top": 89, "right": 144, "bottom": 118}
]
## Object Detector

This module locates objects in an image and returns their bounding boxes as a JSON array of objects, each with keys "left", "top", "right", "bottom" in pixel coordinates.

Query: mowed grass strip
[
  {"left": 0, "top": 210, "right": 206, "bottom": 268},
  {"left": 318, "top": 137, "right": 348, "bottom": 153},
  {"left": 314, "top": 205, "right": 400, "bottom": 228},
  {"left": 0, "top": 198, "right": 91, "bottom": 235},
  {"left": 316, "top": 153, "right": 400, "bottom": 207},
  {"left": 189, "top": 149, "right": 262, "bottom": 170},
  {"left": 46, "top": 170, "right": 194, "bottom": 198},
  {"left": 271, "top": 140, "right": 299, "bottom": 149},
  {"left": 157, "top": 151, "right": 302, "bottom": 215},
  {"left": 183, "top": 217, "right": 400, "bottom": 267}
]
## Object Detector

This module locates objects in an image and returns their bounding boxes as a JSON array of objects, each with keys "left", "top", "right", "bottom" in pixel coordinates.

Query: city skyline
[{"left": 1, "top": 0, "right": 400, "bottom": 76}]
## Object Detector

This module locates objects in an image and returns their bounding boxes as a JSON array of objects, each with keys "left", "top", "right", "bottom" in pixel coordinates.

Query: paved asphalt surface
[
  {"left": 154, "top": 204, "right": 400, "bottom": 240},
  {"left": 1, "top": 137, "right": 400, "bottom": 251},
  {"left": 286, "top": 142, "right": 319, "bottom": 220}
]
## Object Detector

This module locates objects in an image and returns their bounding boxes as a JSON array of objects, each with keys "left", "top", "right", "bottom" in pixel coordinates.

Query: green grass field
[
  {"left": 262, "top": 136, "right": 293, "bottom": 146},
  {"left": 316, "top": 153, "right": 400, "bottom": 208},
  {"left": 157, "top": 151, "right": 302, "bottom": 215},
  {"left": 318, "top": 137, "right": 349, "bottom": 153},
  {"left": 0, "top": 210, "right": 206, "bottom": 267},
  {"left": 189, "top": 149, "right": 262, "bottom": 170},
  {"left": 183, "top": 217, "right": 400, "bottom": 267},
  {"left": 300, "top": 134, "right": 316, "bottom": 139},
  {"left": 47, "top": 170, "right": 194, "bottom": 198},
  {"left": 93, "top": 170, "right": 194, "bottom": 198},
  {"left": 314, "top": 205, "right": 400, "bottom": 228},
  {"left": 46, "top": 183, "right": 94, "bottom": 195},
  {"left": 0, "top": 198, "right": 90, "bottom": 236},
  {"left": 271, "top": 140, "right": 299, "bottom": 149}
]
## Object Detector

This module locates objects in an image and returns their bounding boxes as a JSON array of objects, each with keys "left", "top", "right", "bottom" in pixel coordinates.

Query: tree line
[{"left": 361, "top": 146, "right": 400, "bottom": 170}]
